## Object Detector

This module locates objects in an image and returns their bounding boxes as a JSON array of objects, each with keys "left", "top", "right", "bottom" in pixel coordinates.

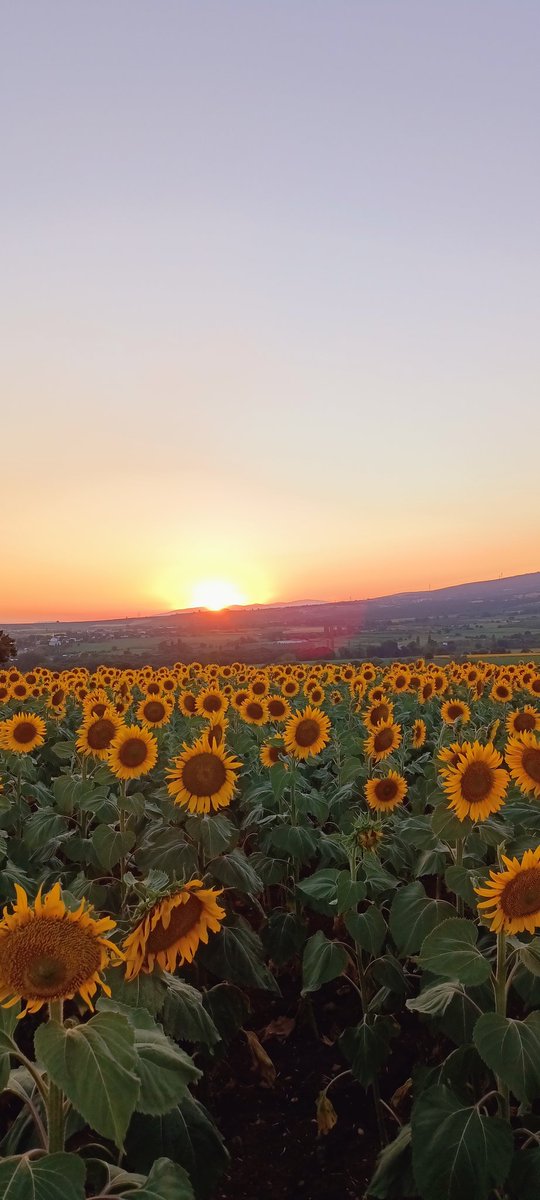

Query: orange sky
[{"left": 2, "top": 4, "right": 540, "bottom": 624}]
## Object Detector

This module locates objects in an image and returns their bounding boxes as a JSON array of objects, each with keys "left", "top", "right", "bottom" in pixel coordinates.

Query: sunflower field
[{"left": 1, "top": 659, "right": 540, "bottom": 1200}]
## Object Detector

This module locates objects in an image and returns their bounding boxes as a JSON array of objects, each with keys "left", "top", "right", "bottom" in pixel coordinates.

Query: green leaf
[
  {"left": 125, "top": 1095, "right": 229, "bottom": 1199},
  {"left": 106, "top": 968, "right": 167, "bottom": 1016},
  {"left": 301, "top": 930, "right": 348, "bottom": 994},
  {"left": 362, "top": 853, "right": 399, "bottom": 896},
  {"left": 295, "top": 868, "right": 341, "bottom": 914},
  {"left": 0, "top": 1153, "right": 86, "bottom": 1200},
  {"left": 419, "top": 918, "right": 491, "bottom": 986},
  {"left": 185, "top": 813, "right": 237, "bottom": 857},
  {"left": 210, "top": 849, "right": 263, "bottom": 895},
  {"left": 203, "top": 983, "right": 249, "bottom": 1043},
  {"left": 367, "top": 1123, "right": 414, "bottom": 1199},
  {"left": 119, "top": 1157, "right": 194, "bottom": 1200},
  {"left": 98, "top": 1001, "right": 200, "bottom": 1115},
  {"left": 444, "top": 865, "right": 478, "bottom": 910},
  {"left": 340, "top": 1016, "right": 396, "bottom": 1087},
  {"left": 519, "top": 938, "right": 540, "bottom": 978},
  {"left": 52, "top": 775, "right": 76, "bottom": 811},
  {"left": 270, "top": 824, "right": 318, "bottom": 864},
  {"left": 161, "top": 975, "right": 220, "bottom": 1046},
  {"left": 340, "top": 756, "right": 365, "bottom": 783},
  {"left": 411, "top": 1085, "right": 513, "bottom": 1200},
  {"left": 406, "top": 980, "right": 464, "bottom": 1016},
  {"left": 197, "top": 915, "right": 279, "bottom": 992},
  {"left": 473, "top": 1011, "right": 540, "bottom": 1102},
  {"left": 345, "top": 906, "right": 387, "bottom": 956},
  {"left": 23, "top": 808, "right": 68, "bottom": 853},
  {"left": 262, "top": 911, "right": 307, "bottom": 965},
  {"left": 0, "top": 1003, "right": 20, "bottom": 1092},
  {"left": 389, "top": 881, "right": 455, "bottom": 955},
  {"left": 336, "top": 870, "right": 367, "bottom": 912},
  {"left": 35, "top": 1011, "right": 139, "bottom": 1149},
  {"left": 92, "top": 823, "right": 135, "bottom": 870},
  {"left": 507, "top": 1148, "right": 540, "bottom": 1200},
  {"left": 431, "top": 803, "right": 472, "bottom": 841}
]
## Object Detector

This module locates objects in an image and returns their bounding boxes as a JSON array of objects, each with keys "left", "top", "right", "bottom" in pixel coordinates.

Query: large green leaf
[
  {"left": 0, "top": 1153, "right": 85, "bottom": 1200},
  {"left": 389, "top": 881, "right": 455, "bottom": 955},
  {"left": 161, "top": 975, "right": 220, "bottom": 1046},
  {"left": 106, "top": 968, "right": 167, "bottom": 1016},
  {"left": 270, "top": 824, "right": 319, "bottom": 864},
  {"left": 35, "top": 1011, "right": 139, "bottom": 1149},
  {"left": 301, "top": 930, "right": 348, "bottom": 994},
  {"left": 262, "top": 911, "right": 307, "bottom": 965},
  {"left": 125, "top": 1094, "right": 229, "bottom": 1199},
  {"left": 418, "top": 918, "right": 491, "bottom": 985},
  {"left": 507, "top": 1148, "right": 540, "bottom": 1200},
  {"left": 473, "top": 1011, "right": 540, "bottom": 1102},
  {"left": 411, "top": 1085, "right": 513, "bottom": 1200},
  {"left": 367, "top": 1124, "right": 414, "bottom": 1199},
  {"left": 295, "top": 868, "right": 341, "bottom": 914},
  {"left": 406, "top": 980, "right": 464, "bottom": 1017},
  {"left": 185, "top": 814, "right": 237, "bottom": 857},
  {"left": 197, "top": 916, "right": 279, "bottom": 992},
  {"left": 98, "top": 1001, "right": 200, "bottom": 1114},
  {"left": 210, "top": 849, "right": 263, "bottom": 895},
  {"left": 92, "top": 823, "right": 135, "bottom": 870},
  {"left": 339, "top": 1016, "right": 396, "bottom": 1087},
  {"left": 345, "top": 906, "right": 387, "bottom": 956},
  {"left": 119, "top": 1157, "right": 194, "bottom": 1199}
]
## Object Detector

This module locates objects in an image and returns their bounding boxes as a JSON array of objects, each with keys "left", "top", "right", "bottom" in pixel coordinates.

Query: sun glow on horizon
[{"left": 190, "top": 579, "right": 249, "bottom": 611}]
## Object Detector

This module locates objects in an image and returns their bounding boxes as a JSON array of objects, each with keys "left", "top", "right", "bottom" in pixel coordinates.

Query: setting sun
[{"left": 190, "top": 579, "right": 248, "bottom": 611}]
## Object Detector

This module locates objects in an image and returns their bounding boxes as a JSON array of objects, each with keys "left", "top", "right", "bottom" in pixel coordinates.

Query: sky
[{"left": 2, "top": 1, "right": 539, "bottom": 622}]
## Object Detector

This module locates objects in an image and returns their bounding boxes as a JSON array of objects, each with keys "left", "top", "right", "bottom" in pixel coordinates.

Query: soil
[{"left": 203, "top": 971, "right": 438, "bottom": 1200}]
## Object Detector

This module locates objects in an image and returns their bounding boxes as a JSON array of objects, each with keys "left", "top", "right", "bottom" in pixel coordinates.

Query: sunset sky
[{"left": 2, "top": 2, "right": 539, "bottom": 623}]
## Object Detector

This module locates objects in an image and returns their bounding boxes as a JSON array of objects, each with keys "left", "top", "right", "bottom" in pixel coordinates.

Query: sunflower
[
  {"left": 231, "top": 689, "right": 251, "bottom": 712},
  {"left": 240, "top": 697, "right": 268, "bottom": 726},
  {"left": 475, "top": 847, "right": 540, "bottom": 934},
  {"left": 166, "top": 735, "right": 241, "bottom": 814},
  {"left": 76, "top": 712, "right": 121, "bottom": 760},
  {"left": 506, "top": 707, "right": 540, "bottom": 737},
  {"left": 207, "top": 717, "right": 229, "bottom": 748},
  {"left": 442, "top": 741, "right": 509, "bottom": 821},
  {"left": 196, "top": 688, "right": 228, "bottom": 719},
  {"left": 250, "top": 676, "right": 270, "bottom": 698},
  {"left": 308, "top": 685, "right": 326, "bottom": 706},
  {"left": 260, "top": 739, "right": 285, "bottom": 768},
  {"left": 281, "top": 679, "right": 300, "bottom": 698},
  {"left": 178, "top": 690, "right": 198, "bottom": 717},
  {"left": 283, "top": 705, "right": 331, "bottom": 760},
  {"left": 10, "top": 681, "right": 30, "bottom": 702},
  {"left": 123, "top": 881, "right": 225, "bottom": 979},
  {"left": 137, "top": 695, "right": 172, "bottom": 729},
  {"left": 411, "top": 718, "right": 427, "bottom": 749},
  {"left": 108, "top": 724, "right": 158, "bottom": 780},
  {"left": 266, "top": 695, "right": 291, "bottom": 722},
  {"left": 0, "top": 883, "right": 122, "bottom": 1017},
  {"left": 0, "top": 712, "right": 46, "bottom": 754},
  {"left": 365, "top": 771, "right": 407, "bottom": 813},
  {"left": 364, "top": 701, "right": 394, "bottom": 730},
  {"left": 490, "top": 681, "right": 513, "bottom": 703},
  {"left": 505, "top": 732, "right": 540, "bottom": 799},
  {"left": 364, "top": 721, "right": 402, "bottom": 762},
  {"left": 441, "top": 699, "right": 471, "bottom": 726},
  {"left": 418, "top": 678, "right": 435, "bottom": 703}
]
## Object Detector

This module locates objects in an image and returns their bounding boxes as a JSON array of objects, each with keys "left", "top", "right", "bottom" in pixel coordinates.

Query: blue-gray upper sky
[{"left": 2, "top": 2, "right": 539, "bottom": 619}]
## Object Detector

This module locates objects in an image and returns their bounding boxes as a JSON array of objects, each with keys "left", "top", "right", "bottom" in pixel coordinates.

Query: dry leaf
[
  {"left": 261, "top": 1015, "right": 296, "bottom": 1041},
  {"left": 245, "top": 1029, "right": 277, "bottom": 1087},
  {"left": 316, "top": 1091, "right": 337, "bottom": 1136},
  {"left": 390, "top": 1077, "right": 412, "bottom": 1110}
]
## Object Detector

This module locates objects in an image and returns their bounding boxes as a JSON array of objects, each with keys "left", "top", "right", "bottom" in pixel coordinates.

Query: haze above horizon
[{"left": 2, "top": 2, "right": 539, "bottom": 623}]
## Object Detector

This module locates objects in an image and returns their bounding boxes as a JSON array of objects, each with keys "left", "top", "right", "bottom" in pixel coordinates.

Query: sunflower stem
[
  {"left": 454, "top": 836, "right": 464, "bottom": 916},
  {"left": 494, "top": 931, "right": 510, "bottom": 1121},
  {"left": 46, "top": 1000, "right": 65, "bottom": 1153}
]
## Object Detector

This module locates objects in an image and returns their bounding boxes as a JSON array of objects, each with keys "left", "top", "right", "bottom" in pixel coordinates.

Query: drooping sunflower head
[
  {"left": 0, "top": 712, "right": 47, "bottom": 755},
  {"left": 411, "top": 718, "right": 427, "bottom": 749},
  {"left": 76, "top": 711, "right": 121, "bottom": 760},
  {"left": 441, "top": 699, "right": 471, "bottom": 727},
  {"left": 123, "top": 880, "right": 225, "bottom": 979},
  {"left": 476, "top": 847, "right": 540, "bottom": 934},
  {"left": 505, "top": 732, "right": 540, "bottom": 799},
  {"left": 283, "top": 705, "right": 331, "bottom": 760},
  {"left": 0, "top": 883, "right": 122, "bottom": 1016},
  {"left": 442, "top": 740, "right": 509, "bottom": 822},
  {"left": 108, "top": 724, "right": 158, "bottom": 780},
  {"left": 166, "top": 734, "right": 242, "bottom": 814},
  {"left": 365, "top": 771, "right": 407, "bottom": 813},
  {"left": 364, "top": 721, "right": 402, "bottom": 762},
  {"left": 137, "top": 695, "right": 173, "bottom": 729}
]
